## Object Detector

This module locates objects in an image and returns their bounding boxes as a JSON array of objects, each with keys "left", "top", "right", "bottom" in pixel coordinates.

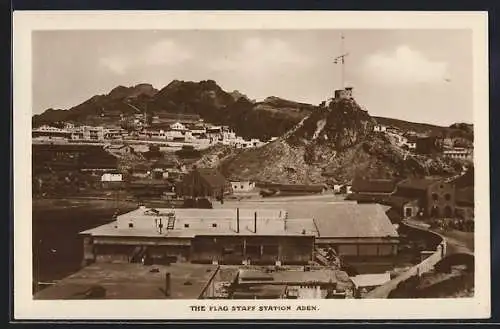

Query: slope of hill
[
  {"left": 32, "top": 84, "right": 159, "bottom": 127},
  {"left": 217, "top": 97, "right": 464, "bottom": 184},
  {"left": 33, "top": 80, "right": 313, "bottom": 140}
]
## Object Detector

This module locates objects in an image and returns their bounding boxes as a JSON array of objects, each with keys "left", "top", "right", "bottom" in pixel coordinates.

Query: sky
[{"left": 32, "top": 29, "right": 473, "bottom": 126}]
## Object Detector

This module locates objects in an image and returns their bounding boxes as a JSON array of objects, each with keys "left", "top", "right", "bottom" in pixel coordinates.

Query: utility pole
[{"left": 333, "top": 33, "right": 349, "bottom": 90}]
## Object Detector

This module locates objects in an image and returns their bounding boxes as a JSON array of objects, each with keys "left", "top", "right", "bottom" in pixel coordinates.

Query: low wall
[{"left": 363, "top": 221, "right": 446, "bottom": 299}]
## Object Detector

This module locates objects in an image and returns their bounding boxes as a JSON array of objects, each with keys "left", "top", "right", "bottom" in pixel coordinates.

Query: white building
[
  {"left": 170, "top": 122, "right": 186, "bottom": 131},
  {"left": 32, "top": 125, "right": 72, "bottom": 141},
  {"left": 443, "top": 147, "right": 473, "bottom": 160},
  {"left": 101, "top": 173, "right": 123, "bottom": 182},
  {"left": 166, "top": 130, "right": 185, "bottom": 141},
  {"left": 373, "top": 124, "right": 387, "bottom": 133},
  {"left": 230, "top": 181, "right": 256, "bottom": 193}
]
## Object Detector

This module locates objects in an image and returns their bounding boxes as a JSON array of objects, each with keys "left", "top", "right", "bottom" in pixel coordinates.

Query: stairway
[{"left": 166, "top": 215, "right": 176, "bottom": 230}]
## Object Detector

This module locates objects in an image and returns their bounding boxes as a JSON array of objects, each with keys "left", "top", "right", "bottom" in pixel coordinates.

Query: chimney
[
  {"left": 236, "top": 208, "right": 240, "bottom": 233},
  {"left": 254, "top": 212, "right": 257, "bottom": 233},
  {"left": 165, "top": 272, "right": 171, "bottom": 297}
]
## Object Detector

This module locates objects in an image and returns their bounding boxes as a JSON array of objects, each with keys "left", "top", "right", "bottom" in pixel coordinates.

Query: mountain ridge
[{"left": 33, "top": 80, "right": 473, "bottom": 142}]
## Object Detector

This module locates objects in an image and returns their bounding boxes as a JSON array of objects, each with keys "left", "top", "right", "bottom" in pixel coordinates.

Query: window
[
  {"left": 445, "top": 193, "right": 451, "bottom": 201},
  {"left": 184, "top": 224, "right": 190, "bottom": 228},
  {"left": 128, "top": 223, "right": 134, "bottom": 228},
  {"left": 405, "top": 208, "right": 413, "bottom": 218},
  {"left": 212, "top": 223, "right": 217, "bottom": 228},
  {"left": 240, "top": 185, "right": 244, "bottom": 189}
]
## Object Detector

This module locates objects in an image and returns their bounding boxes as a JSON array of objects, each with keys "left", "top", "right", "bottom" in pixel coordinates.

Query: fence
[{"left": 363, "top": 221, "right": 446, "bottom": 299}]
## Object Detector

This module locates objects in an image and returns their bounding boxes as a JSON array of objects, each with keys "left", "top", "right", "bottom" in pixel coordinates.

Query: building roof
[
  {"left": 34, "top": 263, "right": 218, "bottom": 300},
  {"left": 237, "top": 268, "right": 341, "bottom": 285},
  {"left": 350, "top": 272, "right": 391, "bottom": 288},
  {"left": 195, "top": 168, "right": 229, "bottom": 188},
  {"left": 255, "top": 182, "right": 326, "bottom": 192},
  {"left": 352, "top": 178, "right": 397, "bottom": 194},
  {"left": 313, "top": 204, "right": 398, "bottom": 238},
  {"left": 396, "top": 178, "right": 442, "bottom": 192},
  {"left": 81, "top": 207, "right": 317, "bottom": 238}
]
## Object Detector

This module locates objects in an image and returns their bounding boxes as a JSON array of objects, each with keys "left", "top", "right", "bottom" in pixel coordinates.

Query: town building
[
  {"left": 170, "top": 122, "right": 187, "bottom": 131},
  {"left": 230, "top": 181, "right": 256, "bottom": 193},
  {"left": 394, "top": 178, "right": 455, "bottom": 218},
  {"left": 350, "top": 272, "right": 391, "bottom": 298},
  {"left": 443, "top": 147, "right": 473, "bottom": 161},
  {"left": 312, "top": 203, "right": 399, "bottom": 258},
  {"left": 405, "top": 135, "right": 417, "bottom": 150},
  {"left": 351, "top": 178, "right": 397, "bottom": 196},
  {"left": 127, "top": 179, "right": 175, "bottom": 199},
  {"left": 101, "top": 173, "right": 123, "bottom": 182},
  {"left": 256, "top": 183, "right": 328, "bottom": 196},
  {"left": 80, "top": 207, "right": 316, "bottom": 266},
  {"left": 130, "top": 163, "right": 150, "bottom": 178},
  {"left": 455, "top": 186, "right": 474, "bottom": 221},
  {"left": 373, "top": 124, "right": 387, "bottom": 133},
  {"left": 178, "top": 168, "right": 233, "bottom": 200},
  {"left": 32, "top": 125, "right": 72, "bottom": 141},
  {"left": 233, "top": 268, "right": 353, "bottom": 299},
  {"left": 151, "top": 158, "right": 180, "bottom": 179},
  {"left": 415, "top": 136, "right": 444, "bottom": 155}
]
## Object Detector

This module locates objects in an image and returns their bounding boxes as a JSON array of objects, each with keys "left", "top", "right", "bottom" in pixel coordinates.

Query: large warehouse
[
  {"left": 80, "top": 203, "right": 399, "bottom": 266},
  {"left": 80, "top": 207, "right": 317, "bottom": 266}
]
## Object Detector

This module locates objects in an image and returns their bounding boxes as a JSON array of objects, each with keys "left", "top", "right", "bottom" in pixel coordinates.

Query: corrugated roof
[
  {"left": 352, "top": 178, "right": 396, "bottom": 193},
  {"left": 350, "top": 272, "right": 391, "bottom": 288},
  {"left": 313, "top": 204, "right": 398, "bottom": 238}
]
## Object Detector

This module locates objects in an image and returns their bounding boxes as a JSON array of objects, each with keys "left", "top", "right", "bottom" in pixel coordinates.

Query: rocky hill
[{"left": 214, "top": 97, "right": 465, "bottom": 184}]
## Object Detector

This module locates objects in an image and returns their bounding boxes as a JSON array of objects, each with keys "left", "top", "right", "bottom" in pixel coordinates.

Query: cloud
[
  {"left": 98, "top": 56, "right": 129, "bottom": 75},
  {"left": 99, "top": 38, "right": 192, "bottom": 75},
  {"left": 142, "top": 39, "right": 193, "bottom": 65},
  {"left": 363, "top": 45, "right": 449, "bottom": 84},
  {"left": 209, "top": 37, "right": 312, "bottom": 74}
]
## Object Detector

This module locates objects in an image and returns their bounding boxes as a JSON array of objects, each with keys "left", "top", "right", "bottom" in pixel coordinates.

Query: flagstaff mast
[{"left": 333, "top": 33, "right": 349, "bottom": 90}]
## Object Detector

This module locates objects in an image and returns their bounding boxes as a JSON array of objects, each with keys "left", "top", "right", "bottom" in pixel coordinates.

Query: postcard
[{"left": 13, "top": 10, "right": 490, "bottom": 320}]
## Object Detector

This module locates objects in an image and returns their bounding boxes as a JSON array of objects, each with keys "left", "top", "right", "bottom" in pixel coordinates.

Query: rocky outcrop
[{"left": 217, "top": 96, "right": 463, "bottom": 184}]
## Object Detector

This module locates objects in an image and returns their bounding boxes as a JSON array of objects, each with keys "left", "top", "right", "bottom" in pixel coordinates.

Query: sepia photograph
[{"left": 13, "top": 11, "right": 490, "bottom": 320}]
